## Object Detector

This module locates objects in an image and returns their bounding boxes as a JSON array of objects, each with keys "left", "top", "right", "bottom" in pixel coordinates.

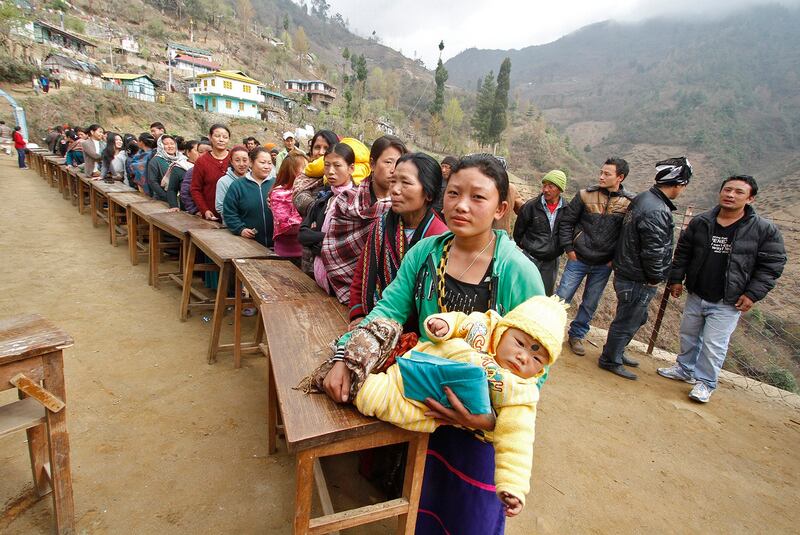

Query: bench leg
[
  {"left": 293, "top": 450, "right": 315, "bottom": 535},
  {"left": 109, "top": 202, "right": 117, "bottom": 245},
  {"left": 149, "top": 224, "right": 159, "bottom": 288},
  {"left": 207, "top": 262, "right": 231, "bottom": 364},
  {"left": 179, "top": 243, "right": 197, "bottom": 321},
  {"left": 43, "top": 350, "right": 75, "bottom": 534},
  {"left": 234, "top": 274, "right": 243, "bottom": 368},
  {"left": 127, "top": 208, "right": 138, "bottom": 265},
  {"left": 267, "top": 358, "right": 277, "bottom": 454},
  {"left": 397, "top": 433, "right": 429, "bottom": 534},
  {"left": 26, "top": 422, "right": 51, "bottom": 498},
  {"left": 90, "top": 189, "right": 99, "bottom": 227}
]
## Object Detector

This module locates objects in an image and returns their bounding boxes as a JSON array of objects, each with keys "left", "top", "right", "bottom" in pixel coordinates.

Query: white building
[{"left": 189, "top": 70, "right": 264, "bottom": 119}]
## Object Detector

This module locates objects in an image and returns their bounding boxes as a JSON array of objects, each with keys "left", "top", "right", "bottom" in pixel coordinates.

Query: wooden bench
[
  {"left": 27, "top": 149, "right": 49, "bottom": 177},
  {"left": 261, "top": 300, "right": 428, "bottom": 534},
  {"left": 179, "top": 228, "right": 279, "bottom": 363},
  {"left": 147, "top": 211, "right": 221, "bottom": 289},
  {"left": 232, "top": 258, "right": 326, "bottom": 368},
  {"left": 76, "top": 173, "right": 93, "bottom": 215},
  {"left": 127, "top": 200, "right": 171, "bottom": 266},
  {"left": 64, "top": 167, "right": 80, "bottom": 206},
  {"left": 57, "top": 165, "right": 71, "bottom": 200},
  {"left": 43, "top": 156, "right": 65, "bottom": 189},
  {"left": 0, "top": 314, "right": 75, "bottom": 534},
  {"left": 105, "top": 191, "right": 149, "bottom": 247},
  {"left": 89, "top": 180, "right": 135, "bottom": 228}
]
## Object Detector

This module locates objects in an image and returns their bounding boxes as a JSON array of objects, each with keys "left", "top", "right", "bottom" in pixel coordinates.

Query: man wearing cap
[
  {"left": 598, "top": 158, "right": 692, "bottom": 380},
  {"left": 276, "top": 131, "right": 297, "bottom": 171},
  {"left": 513, "top": 170, "right": 569, "bottom": 295}
]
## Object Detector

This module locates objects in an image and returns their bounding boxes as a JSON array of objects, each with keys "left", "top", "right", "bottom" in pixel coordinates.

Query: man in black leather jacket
[
  {"left": 658, "top": 175, "right": 786, "bottom": 402},
  {"left": 598, "top": 157, "right": 691, "bottom": 380}
]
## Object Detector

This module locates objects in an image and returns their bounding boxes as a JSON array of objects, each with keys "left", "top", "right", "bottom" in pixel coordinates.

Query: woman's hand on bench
[
  {"left": 323, "top": 361, "right": 352, "bottom": 403},
  {"left": 423, "top": 386, "right": 496, "bottom": 431}
]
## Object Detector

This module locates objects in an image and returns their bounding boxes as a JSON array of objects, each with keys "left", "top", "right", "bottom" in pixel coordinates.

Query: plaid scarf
[
  {"left": 321, "top": 176, "right": 391, "bottom": 303},
  {"left": 358, "top": 209, "right": 445, "bottom": 317}
]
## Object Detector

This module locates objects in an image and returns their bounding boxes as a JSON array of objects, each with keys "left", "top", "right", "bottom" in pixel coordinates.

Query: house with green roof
[{"left": 102, "top": 73, "right": 157, "bottom": 102}]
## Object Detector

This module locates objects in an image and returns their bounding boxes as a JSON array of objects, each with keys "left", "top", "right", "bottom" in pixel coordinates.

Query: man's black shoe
[
  {"left": 598, "top": 360, "right": 638, "bottom": 380},
  {"left": 621, "top": 354, "right": 640, "bottom": 368}
]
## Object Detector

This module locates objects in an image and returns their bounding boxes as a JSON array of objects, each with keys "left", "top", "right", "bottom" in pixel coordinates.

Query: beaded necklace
[{"left": 436, "top": 236, "right": 493, "bottom": 313}]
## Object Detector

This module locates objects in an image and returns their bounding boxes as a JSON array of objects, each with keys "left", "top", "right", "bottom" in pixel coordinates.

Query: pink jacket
[{"left": 270, "top": 186, "right": 302, "bottom": 239}]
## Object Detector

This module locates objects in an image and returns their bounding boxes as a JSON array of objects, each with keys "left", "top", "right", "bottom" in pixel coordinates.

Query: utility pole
[{"left": 167, "top": 43, "right": 173, "bottom": 92}]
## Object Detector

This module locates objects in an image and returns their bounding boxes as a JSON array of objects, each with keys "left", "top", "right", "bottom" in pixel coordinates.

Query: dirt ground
[{"left": 1, "top": 155, "right": 799, "bottom": 534}]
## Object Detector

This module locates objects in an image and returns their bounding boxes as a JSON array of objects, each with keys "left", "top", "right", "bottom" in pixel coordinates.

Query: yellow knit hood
[{"left": 490, "top": 295, "right": 568, "bottom": 376}]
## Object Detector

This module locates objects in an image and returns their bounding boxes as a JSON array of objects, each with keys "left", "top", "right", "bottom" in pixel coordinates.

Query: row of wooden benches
[{"left": 26, "top": 148, "right": 429, "bottom": 534}]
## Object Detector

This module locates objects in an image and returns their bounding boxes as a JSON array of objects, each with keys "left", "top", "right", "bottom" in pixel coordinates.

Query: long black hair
[{"left": 101, "top": 132, "right": 122, "bottom": 173}]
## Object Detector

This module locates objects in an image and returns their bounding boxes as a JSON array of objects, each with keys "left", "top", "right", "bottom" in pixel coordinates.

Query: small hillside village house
[
  {"left": 283, "top": 79, "right": 337, "bottom": 109},
  {"left": 190, "top": 70, "right": 264, "bottom": 118},
  {"left": 102, "top": 73, "right": 157, "bottom": 102},
  {"left": 43, "top": 54, "right": 102, "bottom": 87},
  {"left": 172, "top": 55, "right": 220, "bottom": 77},
  {"left": 33, "top": 20, "right": 96, "bottom": 56}
]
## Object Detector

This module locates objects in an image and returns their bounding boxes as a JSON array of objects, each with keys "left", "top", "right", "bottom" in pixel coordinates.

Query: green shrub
[
  {"left": 763, "top": 366, "right": 798, "bottom": 393},
  {"left": 0, "top": 56, "right": 40, "bottom": 84},
  {"left": 65, "top": 16, "right": 85, "bottom": 34}
]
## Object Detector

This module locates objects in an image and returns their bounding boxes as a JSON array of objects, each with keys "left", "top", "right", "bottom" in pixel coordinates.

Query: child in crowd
[
  {"left": 215, "top": 145, "right": 250, "bottom": 223},
  {"left": 270, "top": 151, "right": 308, "bottom": 264},
  {"left": 304, "top": 295, "right": 566, "bottom": 516}
]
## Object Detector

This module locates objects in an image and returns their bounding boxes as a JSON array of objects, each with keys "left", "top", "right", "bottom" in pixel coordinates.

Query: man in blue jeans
[
  {"left": 556, "top": 158, "right": 635, "bottom": 356},
  {"left": 658, "top": 175, "right": 786, "bottom": 402},
  {"left": 598, "top": 157, "right": 692, "bottom": 379}
]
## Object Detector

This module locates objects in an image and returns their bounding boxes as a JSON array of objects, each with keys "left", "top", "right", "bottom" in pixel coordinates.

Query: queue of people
[{"left": 28, "top": 116, "right": 788, "bottom": 534}]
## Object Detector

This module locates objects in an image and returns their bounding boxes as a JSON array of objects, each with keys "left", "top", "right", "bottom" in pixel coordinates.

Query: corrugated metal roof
[
  {"left": 102, "top": 73, "right": 156, "bottom": 84},
  {"left": 196, "top": 70, "right": 263, "bottom": 85}
]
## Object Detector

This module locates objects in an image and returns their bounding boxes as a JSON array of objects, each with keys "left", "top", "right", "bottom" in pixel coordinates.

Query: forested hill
[{"left": 444, "top": 4, "right": 800, "bottom": 189}]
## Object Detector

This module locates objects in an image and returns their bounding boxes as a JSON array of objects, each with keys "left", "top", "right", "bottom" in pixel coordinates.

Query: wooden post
[{"left": 647, "top": 206, "right": 694, "bottom": 354}]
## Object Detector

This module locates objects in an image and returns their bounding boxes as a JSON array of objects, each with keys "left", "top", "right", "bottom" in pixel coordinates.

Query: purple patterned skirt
[{"left": 416, "top": 426, "right": 505, "bottom": 534}]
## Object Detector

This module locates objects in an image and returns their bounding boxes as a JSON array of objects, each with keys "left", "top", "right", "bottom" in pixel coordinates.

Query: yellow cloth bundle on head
[{"left": 302, "top": 137, "right": 371, "bottom": 185}]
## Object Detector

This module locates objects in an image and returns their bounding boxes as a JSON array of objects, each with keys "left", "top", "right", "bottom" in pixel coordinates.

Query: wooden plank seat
[
  {"left": 0, "top": 314, "right": 75, "bottom": 534},
  {"left": 147, "top": 211, "right": 221, "bottom": 289},
  {"left": 105, "top": 191, "right": 149, "bottom": 247},
  {"left": 232, "top": 258, "right": 326, "bottom": 368},
  {"left": 260, "top": 300, "right": 428, "bottom": 535},
  {"left": 57, "top": 165, "right": 71, "bottom": 200},
  {"left": 64, "top": 167, "right": 80, "bottom": 206},
  {"left": 89, "top": 180, "right": 134, "bottom": 228},
  {"left": 127, "top": 200, "right": 171, "bottom": 266},
  {"left": 76, "top": 173, "right": 93, "bottom": 215},
  {"left": 179, "top": 228, "right": 278, "bottom": 363},
  {"left": 43, "top": 156, "right": 64, "bottom": 189},
  {"left": 27, "top": 149, "right": 49, "bottom": 177}
]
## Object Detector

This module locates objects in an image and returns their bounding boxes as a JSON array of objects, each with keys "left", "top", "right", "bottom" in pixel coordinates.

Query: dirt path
[{"left": 1, "top": 156, "right": 798, "bottom": 534}]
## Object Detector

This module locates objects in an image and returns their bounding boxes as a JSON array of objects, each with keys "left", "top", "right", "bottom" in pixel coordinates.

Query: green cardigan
[{"left": 338, "top": 230, "right": 548, "bottom": 383}]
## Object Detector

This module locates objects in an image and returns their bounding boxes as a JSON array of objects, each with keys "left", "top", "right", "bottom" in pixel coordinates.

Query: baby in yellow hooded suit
[{"left": 354, "top": 295, "right": 567, "bottom": 516}]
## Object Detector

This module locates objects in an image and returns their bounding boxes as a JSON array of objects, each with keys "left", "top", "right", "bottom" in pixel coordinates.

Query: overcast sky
[{"left": 322, "top": 0, "right": 800, "bottom": 68}]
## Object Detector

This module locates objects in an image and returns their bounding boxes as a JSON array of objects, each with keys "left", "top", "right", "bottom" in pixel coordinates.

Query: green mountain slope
[{"left": 444, "top": 4, "right": 800, "bottom": 200}]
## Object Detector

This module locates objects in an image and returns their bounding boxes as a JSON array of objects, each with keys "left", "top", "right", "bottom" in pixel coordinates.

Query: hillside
[{"left": 445, "top": 4, "right": 800, "bottom": 204}]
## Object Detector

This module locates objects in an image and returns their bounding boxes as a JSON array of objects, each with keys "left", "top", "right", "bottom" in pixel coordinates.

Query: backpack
[{"left": 270, "top": 186, "right": 302, "bottom": 238}]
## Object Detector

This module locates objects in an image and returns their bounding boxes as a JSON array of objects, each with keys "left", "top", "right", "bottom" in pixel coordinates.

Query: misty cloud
[{"left": 324, "top": 0, "right": 800, "bottom": 68}]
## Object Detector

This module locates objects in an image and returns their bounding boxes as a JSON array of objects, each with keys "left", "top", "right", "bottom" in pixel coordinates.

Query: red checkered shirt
[{"left": 321, "top": 176, "right": 391, "bottom": 303}]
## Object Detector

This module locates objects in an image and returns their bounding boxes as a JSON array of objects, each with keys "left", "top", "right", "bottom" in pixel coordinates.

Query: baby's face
[{"left": 494, "top": 327, "right": 550, "bottom": 379}]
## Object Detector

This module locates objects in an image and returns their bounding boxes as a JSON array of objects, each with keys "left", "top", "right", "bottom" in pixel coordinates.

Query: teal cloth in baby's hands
[{"left": 397, "top": 350, "right": 491, "bottom": 415}]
